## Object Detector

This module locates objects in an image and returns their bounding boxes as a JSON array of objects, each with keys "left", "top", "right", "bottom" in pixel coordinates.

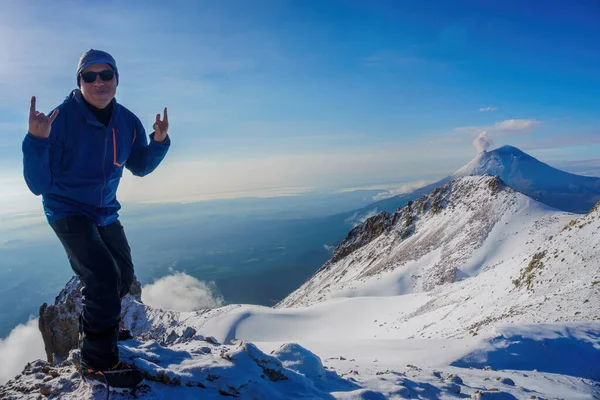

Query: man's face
[{"left": 79, "top": 63, "right": 117, "bottom": 109}]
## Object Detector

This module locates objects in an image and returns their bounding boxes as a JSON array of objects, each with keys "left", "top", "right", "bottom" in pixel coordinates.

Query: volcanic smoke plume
[{"left": 473, "top": 131, "right": 493, "bottom": 153}]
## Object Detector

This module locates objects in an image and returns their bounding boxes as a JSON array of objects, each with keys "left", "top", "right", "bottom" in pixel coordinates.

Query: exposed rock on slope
[
  {"left": 38, "top": 276, "right": 142, "bottom": 364},
  {"left": 331, "top": 211, "right": 392, "bottom": 263},
  {"left": 278, "top": 175, "right": 529, "bottom": 308}
]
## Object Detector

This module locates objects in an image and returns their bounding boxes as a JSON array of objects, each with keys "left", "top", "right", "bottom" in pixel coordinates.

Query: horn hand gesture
[
  {"left": 153, "top": 107, "right": 169, "bottom": 143},
  {"left": 29, "top": 96, "right": 59, "bottom": 139}
]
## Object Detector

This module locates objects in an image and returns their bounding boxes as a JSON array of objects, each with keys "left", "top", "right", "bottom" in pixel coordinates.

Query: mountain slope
[{"left": 278, "top": 175, "right": 574, "bottom": 309}]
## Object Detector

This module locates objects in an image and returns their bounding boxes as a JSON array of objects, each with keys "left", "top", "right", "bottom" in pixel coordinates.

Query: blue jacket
[{"left": 22, "top": 90, "right": 170, "bottom": 226}]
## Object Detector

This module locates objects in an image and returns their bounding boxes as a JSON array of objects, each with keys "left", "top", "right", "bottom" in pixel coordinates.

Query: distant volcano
[
  {"left": 366, "top": 145, "right": 600, "bottom": 214},
  {"left": 451, "top": 145, "right": 600, "bottom": 213}
]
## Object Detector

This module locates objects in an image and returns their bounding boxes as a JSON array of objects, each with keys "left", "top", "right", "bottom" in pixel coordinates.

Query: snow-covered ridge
[
  {"left": 1, "top": 296, "right": 365, "bottom": 399},
  {"left": 3, "top": 287, "right": 598, "bottom": 399},
  {"left": 278, "top": 175, "right": 563, "bottom": 308}
]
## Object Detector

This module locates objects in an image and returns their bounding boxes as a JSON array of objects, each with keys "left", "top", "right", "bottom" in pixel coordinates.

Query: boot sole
[{"left": 82, "top": 375, "right": 145, "bottom": 392}]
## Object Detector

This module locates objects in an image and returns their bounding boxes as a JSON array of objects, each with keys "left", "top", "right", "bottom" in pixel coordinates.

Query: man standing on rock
[{"left": 22, "top": 49, "right": 170, "bottom": 389}]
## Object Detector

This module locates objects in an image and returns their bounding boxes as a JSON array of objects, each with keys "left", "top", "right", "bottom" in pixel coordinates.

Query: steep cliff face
[{"left": 330, "top": 211, "right": 393, "bottom": 263}]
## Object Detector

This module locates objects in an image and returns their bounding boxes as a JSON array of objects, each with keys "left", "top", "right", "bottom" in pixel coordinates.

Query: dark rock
[
  {"left": 488, "top": 176, "right": 504, "bottom": 194},
  {"left": 331, "top": 212, "right": 392, "bottom": 263},
  {"left": 183, "top": 327, "right": 197, "bottom": 339},
  {"left": 38, "top": 275, "right": 142, "bottom": 364},
  {"left": 205, "top": 336, "right": 219, "bottom": 345},
  {"left": 447, "top": 374, "right": 463, "bottom": 384},
  {"left": 164, "top": 330, "right": 180, "bottom": 344}
]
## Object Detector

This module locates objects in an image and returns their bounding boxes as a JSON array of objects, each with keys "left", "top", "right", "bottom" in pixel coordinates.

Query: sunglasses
[{"left": 80, "top": 69, "right": 115, "bottom": 83}]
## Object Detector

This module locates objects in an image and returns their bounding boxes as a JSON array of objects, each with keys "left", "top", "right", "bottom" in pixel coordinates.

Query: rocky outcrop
[
  {"left": 38, "top": 276, "right": 142, "bottom": 364},
  {"left": 487, "top": 175, "right": 504, "bottom": 195},
  {"left": 325, "top": 178, "right": 458, "bottom": 269},
  {"left": 2, "top": 293, "right": 360, "bottom": 399},
  {"left": 589, "top": 201, "right": 600, "bottom": 216},
  {"left": 331, "top": 211, "right": 392, "bottom": 263}
]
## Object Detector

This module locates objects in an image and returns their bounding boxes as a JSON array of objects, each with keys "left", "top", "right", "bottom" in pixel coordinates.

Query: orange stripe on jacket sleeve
[{"left": 113, "top": 128, "right": 125, "bottom": 167}]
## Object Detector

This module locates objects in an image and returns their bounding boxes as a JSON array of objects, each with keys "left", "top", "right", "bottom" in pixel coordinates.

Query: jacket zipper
[
  {"left": 100, "top": 136, "right": 108, "bottom": 207},
  {"left": 113, "top": 128, "right": 125, "bottom": 167}
]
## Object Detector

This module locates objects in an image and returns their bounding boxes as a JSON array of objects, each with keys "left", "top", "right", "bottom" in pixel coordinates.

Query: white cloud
[
  {"left": 0, "top": 318, "right": 46, "bottom": 385},
  {"left": 345, "top": 208, "right": 379, "bottom": 227},
  {"left": 324, "top": 244, "right": 335, "bottom": 252},
  {"left": 479, "top": 107, "right": 498, "bottom": 112},
  {"left": 141, "top": 271, "right": 225, "bottom": 312},
  {"left": 492, "top": 119, "right": 540, "bottom": 132},
  {"left": 371, "top": 180, "right": 431, "bottom": 201},
  {"left": 456, "top": 119, "right": 541, "bottom": 137}
]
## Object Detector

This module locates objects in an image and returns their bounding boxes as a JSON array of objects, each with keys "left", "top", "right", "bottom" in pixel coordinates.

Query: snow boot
[{"left": 80, "top": 360, "right": 144, "bottom": 389}]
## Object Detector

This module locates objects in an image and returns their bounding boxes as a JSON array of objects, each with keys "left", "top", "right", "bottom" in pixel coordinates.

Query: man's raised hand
[
  {"left": 153, "top": 107, "right": 168, "bottom": 143},
  {"left": 28, "top": 96, "right": 59, "bottom": 139}
]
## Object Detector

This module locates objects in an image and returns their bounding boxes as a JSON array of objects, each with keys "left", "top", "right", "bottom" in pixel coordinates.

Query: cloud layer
[
  {"left": 345, "top": 208, "right": 379, "bottom": 227},
  {"left": 456, "top": 119, "right": 541, "bottom": 137},
  {"left": 141, "top": 272, "right": 225, "bottom": 312},
  {"left": 479, "top": 107, "right": 498, "bottom": 112},
  {"left": 0, "top": 318, "right": 46, "bottom": 385},
  {"left": 372, "top": 180, "right": 432, "bottom": 201}
]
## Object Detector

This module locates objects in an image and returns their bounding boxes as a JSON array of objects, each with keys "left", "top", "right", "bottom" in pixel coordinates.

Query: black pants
[{"left": 51, "top": 215, "right": 134, "bottom": 370}]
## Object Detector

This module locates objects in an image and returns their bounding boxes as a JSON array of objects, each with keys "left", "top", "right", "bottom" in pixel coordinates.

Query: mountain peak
[
  {"left": 493, "top": 144, "right": 526, "bottom": 155},
  {"left": 453, "top": 145, "right": 529, "bottom": 178},
  {"left": 451, "top": 144, "right": 600, "bottom": 213}
]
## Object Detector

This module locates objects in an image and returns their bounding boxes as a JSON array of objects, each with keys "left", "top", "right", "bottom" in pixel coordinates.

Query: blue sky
[{"left": 1, "top": 0, "right": 599, "bottom": 211}]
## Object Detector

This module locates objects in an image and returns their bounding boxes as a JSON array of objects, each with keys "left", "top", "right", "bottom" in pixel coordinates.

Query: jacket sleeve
[
  {"left": 22, "top": 104, "right": 64, "bottom": 196},
  {"left": 22, "top": 133, "right": 53, "bottom": 195},
  {"left": 125, "top": 117, "right": 170, "bottom": 177}
]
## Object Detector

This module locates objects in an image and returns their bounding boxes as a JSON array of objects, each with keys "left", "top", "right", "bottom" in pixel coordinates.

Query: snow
[
  {"left": 452, "top": 323, "right": 600, "bottom": 380},
  {"left": 1, "top": 176, "right": 599, "bottom": 399},
  {"left": 278, "top": 176, "right": 574, "bottom": 309},
  {"left": 5, "top": 297, "right": 598, "bottom": 399}
]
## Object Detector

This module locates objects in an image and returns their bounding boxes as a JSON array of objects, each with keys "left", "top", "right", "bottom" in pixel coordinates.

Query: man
[{"left": 22, "top": 49, "right": 170, "bottom": 389}]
